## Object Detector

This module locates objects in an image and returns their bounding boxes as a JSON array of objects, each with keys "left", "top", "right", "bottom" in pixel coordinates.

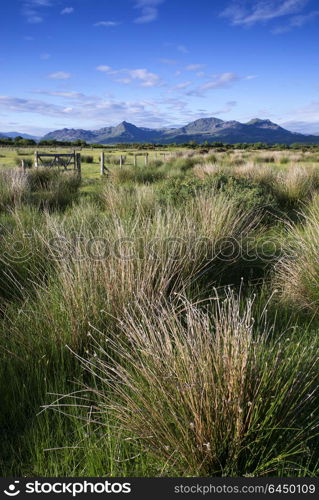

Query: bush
[
  {"left": 157, "top": 174, "right": 278, "bottom": 217},
  {"left": 81, "top": 155, "right": 94, "bottom": 164}
]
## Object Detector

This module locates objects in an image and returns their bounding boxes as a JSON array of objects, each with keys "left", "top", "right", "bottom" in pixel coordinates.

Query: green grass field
[{"left": 0, "top": 146, "right": 319, "bottom": 477}]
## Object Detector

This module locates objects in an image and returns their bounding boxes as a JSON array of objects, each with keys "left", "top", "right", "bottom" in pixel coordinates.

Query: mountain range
[
  {"left": 0, "top": 131, "right": 39, "bottom": 140},
  {"left": 41, "top": 118, "right": 319, "bottom": 145}
]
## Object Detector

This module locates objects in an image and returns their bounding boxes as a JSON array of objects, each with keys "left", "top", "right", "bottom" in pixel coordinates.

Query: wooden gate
[{"left": 34, "top": 151, "right": 81, "bottom": 175}]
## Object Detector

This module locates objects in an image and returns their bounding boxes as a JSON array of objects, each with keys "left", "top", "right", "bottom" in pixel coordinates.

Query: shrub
[
  {"left": 81, "top": 155, "right": 94, "bottom": 164},
  {"left": 157, "top": 174, "right": 278, "bottom": 217}
]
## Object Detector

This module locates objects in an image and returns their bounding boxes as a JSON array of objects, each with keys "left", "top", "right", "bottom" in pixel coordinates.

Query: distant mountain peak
[
  {"left": 41, "top": 117, "right": 319, "bottom": 145},
  {"left": 246, "top": 118, "right": 281, "bottom": 129}
]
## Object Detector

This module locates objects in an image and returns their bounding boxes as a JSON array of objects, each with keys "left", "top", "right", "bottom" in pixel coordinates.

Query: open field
[{"left": 1, "top": 147, "right": 319, "bottom": 477}]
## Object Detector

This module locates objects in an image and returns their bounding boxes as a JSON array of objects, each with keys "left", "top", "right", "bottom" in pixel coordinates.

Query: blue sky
[{"left": 0, "top": 0, "right": 318, "bottom": 135}]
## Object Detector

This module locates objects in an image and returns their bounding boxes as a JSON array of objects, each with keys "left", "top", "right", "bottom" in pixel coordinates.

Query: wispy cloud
[
  {"left": 40, "top": 53, "right": 51, "bottom": 60},
  {"left": 0, "top": 92, "right": 240, "bottom": 130},
  {"left": 221, "top": 0, "right": 310, "bottom": 26},
  {"left": 281, "top": 120, "right": 319, "bottom": 134},
  {"left": 61, "top": 7, "right": 74, "bottom": 15},
  {"left": 184, "top": 73, "right": 251, "bottom": 97},
  {"left": 173, "top": 81, "right": 193, "bottom": 90},
  {"left": 21, "top": 0, "right": 52, "bottom": 24},
  {"left": 185, "top": 64, "right": 206, "bottom": 71},
  {"left": 94, "top": 21, "right": 120, "bottom": 27},
  {"left": 0, "top": 95, "right": 68, "bottom": 117},
  {"left": 33, "top": 90, "right": 85, "bottom": 99},
  {"left": 200, "top": 72, "right": 239, "bottom": 91},
  {"left": 0, "top": 93, "right": 178, "bottom": 128},
  {"left": 159, "top": 58, "right": 178, "bottom": 65},
  {"left": 97, "top": 65, "right": 163, "bottom": 87},
  {"left": 272, "top": 9, "right": 319, "bottom": 33},
  {"left": 134, "top": 0, "right": 165, "bottom": 23},
  {"left": 47, "top": 71, "right": 71, "bottom": 80},
  {"left": 177, "top": 45, "right": 189, "bottom": 54}
]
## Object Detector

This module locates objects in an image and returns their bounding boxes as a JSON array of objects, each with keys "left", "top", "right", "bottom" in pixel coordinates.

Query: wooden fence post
[
  {"left": 100, "top": 151, "right": 105, "bottom": 176},
  {"left": 119, "top": 155, "right": 123, "bottom": 168},
  {"left": 134, "top": 154, "right": 137, "bottom": 167},
  {"left": 145, "top": 153, "right": 149, "bottom": 166},
  {"left": 34, "top": 151, "right": 39, "bottom": 168},
  {"left": 76, "top": 153, "right": 81, "bottom": 178},
  {"left": 21, "top": 159, "right": 26, "bottom": 172}
]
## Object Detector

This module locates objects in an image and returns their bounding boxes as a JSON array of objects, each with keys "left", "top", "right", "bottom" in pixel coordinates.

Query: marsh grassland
[{"left": 0, "top": 146, "right": 319, "bottom": 477}]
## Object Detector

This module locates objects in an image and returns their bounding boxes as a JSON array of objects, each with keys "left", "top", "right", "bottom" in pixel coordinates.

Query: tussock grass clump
[
  {"left": 0, "top": 208, "right": 53, "bottom": 304},
  {"left": 27, "top": 168, "right": 81, "bottom": 210},
  {"left": 105, "top": 155, "right": 127, "bottom": 166},
  {"left": 100, "top": 183, "right": 157, "bottom": 218},
  {"left": 6, "top": 192, "right": 256, "bottom": 352},
  {"left": 47, "top": 193, "right": 258, "bottom": 330},
  {"left": 271, "top": 166, "right": 319, "bottom": 208},
  {"left": 0, "top": 169, "right": 29, "bottom": 211},
  {"left": 79, "top": 292, "right": 319, "bottom": 476},
  {"left": 112, "top": 164, "right": 165, "bottom": 185},
  {"left": 14, "top": 156, "right": 33, "bottom": 168},
  {"left": 275, "top": 195, "right": 319, "bottom": 311}
]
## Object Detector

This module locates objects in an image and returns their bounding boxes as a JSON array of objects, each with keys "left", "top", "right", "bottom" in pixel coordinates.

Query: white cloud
[
  {"left": 96, "top": 65, "right": 163, "bottom": 87},
  {"left": 94, "top": 21, "right": 120, "bottom": 27},
  {"left": 61, "top": 7, "right": 74, "bottom": 15},
  {"left": 127, "top": 69, "right": 162, "bottom": 87},
  {"left": 221, "top": 0, "right": 310, "bottom": 25},
  {"left": 47, "top": 71, "right": 71, "bottom": 80},
  {"left": 96, "top": 65, "right": 113, "bottom": 73},
  {"left": 134, "top": 0, "right": 165, "bottom": 23},
  {"left": 40, "top": 53, "right": 51, "bottom": 59}
]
